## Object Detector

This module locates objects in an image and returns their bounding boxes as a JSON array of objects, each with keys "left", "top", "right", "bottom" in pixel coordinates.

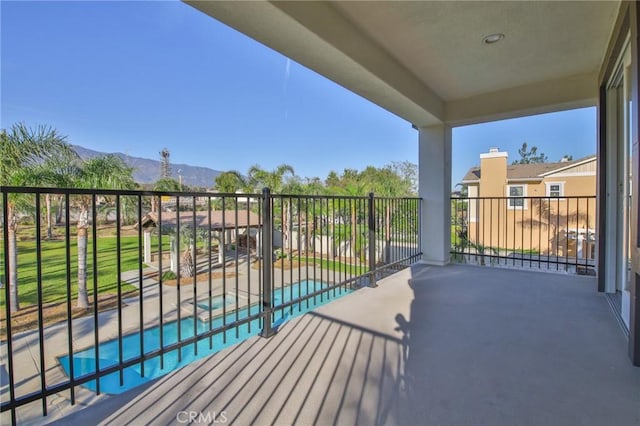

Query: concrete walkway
[
  {"left": 0, "top": 257, "right": 356, "bottom": 425},
  {"left": 50, "top": 264, "right": 639, "bottom": 426}
]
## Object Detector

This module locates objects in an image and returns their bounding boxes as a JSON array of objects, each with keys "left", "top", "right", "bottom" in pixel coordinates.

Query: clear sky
[
  {"left": 452, "top": 107, "right": 596, "bottom": 186},
  {"left": 2, "top": 1, "right": 596, "bottom": 188}
]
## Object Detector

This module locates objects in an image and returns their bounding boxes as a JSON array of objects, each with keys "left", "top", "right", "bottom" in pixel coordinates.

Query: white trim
[
  {"left": 506, "top": 184, "right": 527, "bottom": 210},
  {"left": 480, "top": 151, "right": 508, "bottom": 159},
  {"left": 545, "top": 181, "right": 565, "bottom": 198},
  {"left": 507, "top": 178, "right": 543, "bottom": 183},
  {"left": 538, "top": 156, "right": 597, "bottom": 176},
  {"left": 467, "top": 185, "right": 478, "bottom": 222},
  {"left": 543, "top": 171, "right": 596, "bottom": 178},
  {"left": 460, "top": 179, "right": 479, "bottom": 184}
]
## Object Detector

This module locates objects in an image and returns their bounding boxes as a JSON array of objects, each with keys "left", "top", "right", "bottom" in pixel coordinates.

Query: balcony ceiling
[{"left": 186, "top": 1, "right": 620, "bottom": 126}]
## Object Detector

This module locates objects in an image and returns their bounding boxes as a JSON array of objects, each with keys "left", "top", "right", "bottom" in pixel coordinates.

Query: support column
[
  {"left": 143, "top": 231, "right": 152, "bottom": 264},
  {"left": 418, "top": 124, "right": 452, "bottom": 265}
]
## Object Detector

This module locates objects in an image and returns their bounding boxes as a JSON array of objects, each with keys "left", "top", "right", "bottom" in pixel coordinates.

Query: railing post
[
  {"left": 260, "top": 187, "right": 275, "bottom": 337},
  {"left": 368, "top": 192, "right": 377, "bottom": 288}
]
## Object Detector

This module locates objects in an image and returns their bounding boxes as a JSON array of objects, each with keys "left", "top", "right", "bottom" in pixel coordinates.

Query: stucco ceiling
[
  {"left": 186, "top": 1, "right": 620, "bottom": 127},
  {"left": 331, "top": 1, "right": 617, "bottom": 101}
]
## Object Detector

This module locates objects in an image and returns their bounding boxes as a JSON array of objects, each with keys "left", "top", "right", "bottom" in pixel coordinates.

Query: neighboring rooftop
[
  {"left": 136, "top": 210, "right": 261, "bottom": 231},
  {"left": 461, "top": 155, "right": 596, "bottom": 183}
]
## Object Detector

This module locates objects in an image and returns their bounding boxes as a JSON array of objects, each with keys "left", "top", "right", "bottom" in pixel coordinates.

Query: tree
[
  {"left": 214, "top": 171, "right": 246, "bottom": 193},
  {"left": 152, "top": 177, "right": 184, "bottom": 212},
  {"left": 74, "top": 155, "right": 135, "bottom": 308},
  {"left": 178, "top": 224, "right": 196, "bottom": 278},
  {"left": 247, "top": 164, "right": 295, "bottom": 193},
  {"left": 1, "top": 123, "right": 77, "bottom": 312},
  {"left": 153, "top": 177, "right": 183, "bottom": 192},
  {"left": 28, "top": 149, "right": 80, "bottom": 238},
  {"left": 301, "top": 177, "right": 326, "bottom": 196},
  {"left": 390, "top": 161, "right": 418, "bottom": 195},
  {"left": 513, "top": 142, "right": 548, "bottom": 164},
  {"left": 247, "top": 164, "right": 296, "bottom": 249},
  {"left": 324, "top": 169, "right": 368, "bottom": 260}
]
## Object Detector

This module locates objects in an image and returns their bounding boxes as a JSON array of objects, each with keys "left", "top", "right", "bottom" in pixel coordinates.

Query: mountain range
[{"left": 72, "top": 145, "right": 223, "bottom": 188}]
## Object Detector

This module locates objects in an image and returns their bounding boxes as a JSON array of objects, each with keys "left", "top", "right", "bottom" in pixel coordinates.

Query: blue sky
[{"left": 2, "top": 1, "right": 596, "bottom": 188}]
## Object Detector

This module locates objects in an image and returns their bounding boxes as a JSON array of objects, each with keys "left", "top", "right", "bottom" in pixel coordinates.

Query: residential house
[{"left": 459, "top": 149, "right": 596, "bottom": 260}]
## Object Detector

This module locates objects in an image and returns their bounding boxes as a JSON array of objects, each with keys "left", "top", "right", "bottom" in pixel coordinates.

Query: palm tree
[
  {"left": 178, "top": 224, "right": 196, "bottom": 278},
  {"left": 214, "top": 171, "right": 246, "bottom": 193},
  {"left": 31, "top": 151, "right": 81, "bottom": 238},
  {"left": 327, "top": 174, "right": 367, "bottom": 262},
  {"left": 1, "top": 123, "right": 77, "bottom": 312},
  {"left": 524, "top": 198, "right": 594, "bottom": 257},
  {"left": 152, "top": 177, "right": 183, "bottom": 213},
  {"left": 247, "top": 164, "right": 296, "bottom": 250},
  {"left": 214, "top": 171, "right": 249, "bottom": 210},
  {"left": 247, "top": 164, "right": 295, "bottom": 193},
  {"left": 153, "top": 177, "right": 183, "bottom": 192},
  {"left": 73, "top": 155, "right": 135, "bottom": 308}
]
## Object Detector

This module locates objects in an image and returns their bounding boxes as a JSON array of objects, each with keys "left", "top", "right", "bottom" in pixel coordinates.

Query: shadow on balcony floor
[{"left": 53, "top": 264, "right": 640, "bottom": 426}]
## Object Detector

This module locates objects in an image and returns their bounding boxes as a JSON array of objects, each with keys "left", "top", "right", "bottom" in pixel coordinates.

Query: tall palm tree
[
  {"left": 247, "top": 164, "right": 295, "bottom": 193},
  {"left": 247, "top": 164, "right": 295, "bottom": 250},
  {"left": 214, "top": 171, "right": 246, "bottom": 193},
  {"left": 327, "top": 172, "right": 368, "bottom": 262},
  {"left": 74, "top": 155, "right": 135, "bottom": 308},
  {"left": 31, "top": 151, "right": 81, "bottom": 238},
  {"left": 214, "top": 171, "right": 248, "bottom": 211},
  {"left": 1, "top": 123, "right": 77, "bottom": 312}
]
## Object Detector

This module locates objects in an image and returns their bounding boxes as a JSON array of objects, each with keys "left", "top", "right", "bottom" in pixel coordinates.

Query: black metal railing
[
  {"left": 0, "top": 186, "right": 421, "bottom": 424},
  {"left": 450, "top": 195, "right": 596, "bottom": 274}
]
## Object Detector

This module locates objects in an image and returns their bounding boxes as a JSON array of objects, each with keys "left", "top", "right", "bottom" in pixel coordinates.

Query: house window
[
  {"left": 507, "top": 184, "right": 527, "bottom": 209},
  {"left": 546, "top": 182, "right": 564, "bottom": 198}
]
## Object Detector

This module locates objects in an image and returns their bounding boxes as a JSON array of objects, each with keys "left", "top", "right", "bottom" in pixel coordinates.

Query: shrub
[{"left": 162, "top": 270, "right": 177, "bottom": 281}]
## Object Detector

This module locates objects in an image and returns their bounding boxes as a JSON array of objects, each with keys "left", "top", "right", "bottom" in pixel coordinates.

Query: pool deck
[
  {"left": 48, "top": 264, "right": 640, "bottom": 426},
  {"left": 0, "top": 256, "right": 342, "bottom": 425}
]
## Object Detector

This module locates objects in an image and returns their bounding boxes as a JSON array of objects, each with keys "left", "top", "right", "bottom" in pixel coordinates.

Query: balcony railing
[
  {"left": 450, "top": 195, "right": 596, "bottom": 274},
  {"left": 0, "top": 186, "right": 421, "bottom": 424}
]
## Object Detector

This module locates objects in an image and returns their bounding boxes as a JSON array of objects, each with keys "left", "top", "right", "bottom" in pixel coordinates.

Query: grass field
[
  {"left": 298, "top": 256, "right": 368, "bottom": 275},
  {"left": 0, "top": 235, "right": 169, "bottom": 309},
  {"left": 1, "top": 227, "right": 371, "bottom": 310}
]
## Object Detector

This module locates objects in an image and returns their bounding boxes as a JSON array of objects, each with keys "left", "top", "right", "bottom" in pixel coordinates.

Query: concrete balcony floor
[{"left": 53, "top": 264, "right": 640, "bottom": 426}]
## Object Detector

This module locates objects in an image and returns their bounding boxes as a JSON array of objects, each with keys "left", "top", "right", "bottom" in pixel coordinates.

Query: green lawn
[
  {"left": 1, "top": 232, "right": 371, "bottom": 310},
  {"left": 0, "top": 235, "right": 169, "bottom": 309},
  {"left": 298, "top": 256, "right": 369, "bottom": 275}
]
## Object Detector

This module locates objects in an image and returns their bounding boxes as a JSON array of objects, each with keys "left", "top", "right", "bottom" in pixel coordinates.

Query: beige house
[{"left": 460, "top": 149, "right": 596, "bottom": 259}]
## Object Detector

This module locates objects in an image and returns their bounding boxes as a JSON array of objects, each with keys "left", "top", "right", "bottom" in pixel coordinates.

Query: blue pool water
[
  {"left": 196, "top": 294, "right": 235, "bottom": 311},
  {"left": 59, "top": 281, "right": 351, "bottom": 394}
]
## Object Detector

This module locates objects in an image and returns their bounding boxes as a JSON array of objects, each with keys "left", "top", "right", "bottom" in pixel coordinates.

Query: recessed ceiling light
[{"left": 482, "top": 33, "right": 505, "bottom": 44}]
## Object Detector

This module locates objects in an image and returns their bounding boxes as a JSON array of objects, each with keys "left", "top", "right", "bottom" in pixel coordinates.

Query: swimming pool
[
  {"left": 196, "top": 294, "right": 235, "bottom": 311},
  {"left": 58, "top": 281, "right": 351, "bottom": 394}
]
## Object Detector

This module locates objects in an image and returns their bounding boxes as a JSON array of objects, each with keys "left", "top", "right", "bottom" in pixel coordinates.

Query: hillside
[{"left": 72, "top": 145, "right": 222, "bottom": 188}]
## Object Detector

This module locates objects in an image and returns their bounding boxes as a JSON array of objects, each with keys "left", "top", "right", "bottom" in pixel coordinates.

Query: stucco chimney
[{"left": 479, "top": 148, "right": 508, "bottom": 197}]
